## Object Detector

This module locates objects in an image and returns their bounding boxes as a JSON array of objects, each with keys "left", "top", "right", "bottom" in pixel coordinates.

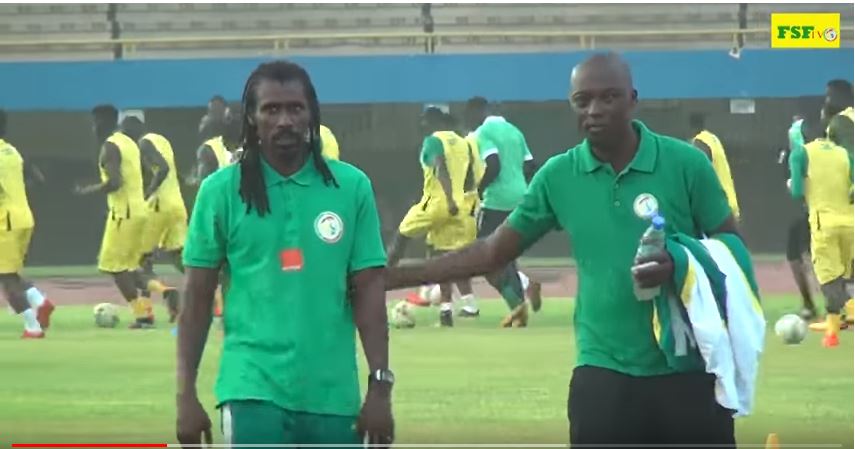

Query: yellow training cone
[{"left": 765, "top": 433, "right": 780, "bottom": 449}]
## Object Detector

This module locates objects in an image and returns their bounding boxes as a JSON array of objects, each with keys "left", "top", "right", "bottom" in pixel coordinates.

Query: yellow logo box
[{"left": 771, "top": 13, "right": 840, "bottom": 48}]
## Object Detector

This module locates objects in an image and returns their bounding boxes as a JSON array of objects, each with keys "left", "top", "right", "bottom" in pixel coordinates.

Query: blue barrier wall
[{"left": 1, "top": 49, "right": 852, "bottom": 110}]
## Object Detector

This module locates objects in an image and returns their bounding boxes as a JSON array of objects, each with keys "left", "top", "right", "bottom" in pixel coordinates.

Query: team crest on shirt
[
  {"left": 315, "top": 212, "right": 344, "bottom": 243},
  {"left": 633, "top": 193, "right": 659, "bottom": 219}
]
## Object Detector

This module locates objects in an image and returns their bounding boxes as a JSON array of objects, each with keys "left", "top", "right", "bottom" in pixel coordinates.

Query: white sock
[
  {"left": 26, "top": 287, "right": 46, "bottom": 309},
  {"left": 518, "top": 271, "right": 530, "bottom": 292},
  {"left": 440, "top": 302, "right": 453, "bottom": 312},
  {"left": 460, "top": 294, "right": 478, "bottom": 312},
  {"left": 21, "top": 309, "right": 42, "bottom": 332}
]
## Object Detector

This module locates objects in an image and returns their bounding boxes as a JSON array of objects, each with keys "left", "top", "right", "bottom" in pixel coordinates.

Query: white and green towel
[{"left": 654, "top": 233, "right": 766, "bottom": 417}]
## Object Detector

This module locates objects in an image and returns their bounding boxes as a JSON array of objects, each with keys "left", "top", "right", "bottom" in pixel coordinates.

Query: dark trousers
[{"left": 568, "top": 366, "right": 736, "bottom": 447}]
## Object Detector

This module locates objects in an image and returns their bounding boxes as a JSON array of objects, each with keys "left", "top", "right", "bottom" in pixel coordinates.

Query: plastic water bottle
[{"left": 633, "top": 215, "right": 667, "bottom": 301}]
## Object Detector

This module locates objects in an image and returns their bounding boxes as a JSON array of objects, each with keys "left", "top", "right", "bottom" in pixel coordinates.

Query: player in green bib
[
  {"left": 464, "top": 97, "right": 541, "bottom": 326},
  {"left": 177, "top": 61, "right": 394, "bottom": 447}
]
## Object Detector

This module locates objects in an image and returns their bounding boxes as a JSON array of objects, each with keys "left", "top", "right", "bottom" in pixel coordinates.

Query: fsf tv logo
[{"left": 771, "top": 13, "right": 840, "bottom": 48}]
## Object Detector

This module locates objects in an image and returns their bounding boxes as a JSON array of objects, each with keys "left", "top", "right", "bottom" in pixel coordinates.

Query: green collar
[
  {"left": 261, "top": 153, "right": 317, "bottom": 187},
  {"left": 579, "top": 120, "right": 658, "bottom": 174}
]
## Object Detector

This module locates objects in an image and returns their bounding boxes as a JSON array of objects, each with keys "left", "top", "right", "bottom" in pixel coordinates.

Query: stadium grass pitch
[{"left": 0, "top": 297, "right": 851, "bottom": 446}]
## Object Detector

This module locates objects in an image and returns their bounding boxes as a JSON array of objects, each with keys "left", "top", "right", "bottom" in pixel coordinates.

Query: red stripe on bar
[{"left": 12, "top": 445, "right": 168, "bottom": 448}]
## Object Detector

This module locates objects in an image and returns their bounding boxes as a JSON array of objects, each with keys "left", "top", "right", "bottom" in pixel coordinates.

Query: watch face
[{"left": 376, "top": 370, "right": 395, "bottom": 384}]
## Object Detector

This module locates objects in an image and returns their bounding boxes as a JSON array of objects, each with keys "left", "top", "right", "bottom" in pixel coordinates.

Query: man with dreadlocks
[
  {"left": 177, "top": 60, "right": 393, "bottom": 447},
  {"left": 76, "top": 104, "right": 180, "bottom": 328}
]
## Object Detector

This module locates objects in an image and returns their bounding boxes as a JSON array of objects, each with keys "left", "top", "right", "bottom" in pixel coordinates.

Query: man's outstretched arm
[{"left": 386, "top": 224, "right": 524, "bottom": 290}]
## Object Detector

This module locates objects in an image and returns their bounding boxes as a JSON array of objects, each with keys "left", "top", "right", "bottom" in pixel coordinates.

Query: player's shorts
[
  {"left": 427, "top": 194, "right": 478, "bottom": 251},
  {"left": 97, "top": 215, "right": 147, "bottom": 273},
  {"left": 477, "top": 208, "right": 512, "bottom": 239},
  {"left": 140, "top": 205, "right": 187, "bottom": 253},
  {"left": 786, "top": 213, "right": 811, "bottom": 262},
  {"left": 810, "top": 224, "right": 854, "bottom": 285},
  {"left": 0, "top": 227, "right": 33, "bottom": 274},
  {"left": 221, "top": 400, "right": 358, "bottom": 446}
]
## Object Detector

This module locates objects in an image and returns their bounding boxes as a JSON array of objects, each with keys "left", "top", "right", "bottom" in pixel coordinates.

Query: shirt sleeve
[
  {"left": 419, "top": 136, "right": 444, "bottom": 167},
  {"left": 183, "top": 177, "right": 227, "bottom": 269},
  {"left": 522, "top": 138, "right": 534, "bottom": 162},
  {"left": 477, "top": 126, "right": 499, "bottom": 161},
  {"left": 788, "top": 144, "right": 807, "bottom": 199},
  {"left": 687, "top": 153, "right": 733, "bottom": 234},
  {"left": 506, "top": 163, "right": 560, "bottom": 251},
  {"left": 349, "top": 175, "right": 388, "bottom": 273}
]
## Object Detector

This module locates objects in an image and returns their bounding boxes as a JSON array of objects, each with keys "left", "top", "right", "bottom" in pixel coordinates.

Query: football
[
  {"left": 390, "top": 300, "right": 416, "bottom": 329},
  {"left": 93, "top": 302, "right": 119, "bottom": 328},
  {"left": 774, "top": 314, "right": 808, "bottom": 345}
]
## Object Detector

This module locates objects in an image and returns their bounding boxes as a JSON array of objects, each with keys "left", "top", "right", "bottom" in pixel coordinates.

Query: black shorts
[
  {"left": 786, "top": 213, "right": 811, "bottom": 262},
  {"left": 568, "top": 366, "right": 735, "bottom": 446},
  {"left": 477, "top": 208, "right": 511, "bottom": 239}
]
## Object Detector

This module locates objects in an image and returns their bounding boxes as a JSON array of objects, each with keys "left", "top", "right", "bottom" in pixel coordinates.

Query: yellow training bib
[
  {"left": 803, "top": 138, "right": 853, "bottom": 229},
  {"left": 103, "top": 132, "right": 146, "bottom": 219},
  {"left": 695, "top": 130, "right": 741, "bottom": 220},
  {"left": 141, "top": 133, "right": 186, "bottom": 212},
  {"left": 320, "top": 125, "right": 340, "bottom": 161},
  {"left": 204, "top": 136, "right": 233, "bottom": 169},
  {"left": 0, "top": 139, "right": 33, "bottom": 229}
]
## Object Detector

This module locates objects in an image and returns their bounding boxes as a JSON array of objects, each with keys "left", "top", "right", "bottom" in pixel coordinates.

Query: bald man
[{"left": 384, "top": 53, "right": 743, "bottom": 446}]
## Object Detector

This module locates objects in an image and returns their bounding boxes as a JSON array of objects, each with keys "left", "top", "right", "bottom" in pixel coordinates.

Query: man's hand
[
  {"left": 176, "top": 394, "right": 212, "bottom": 448},
  {"left": 448, "top": 200, "right": 459, "bottom": 217},
  {"left": 632, "top": 251, "right": 674, "bottom": 289},
  {"left": 357, "top": 384, "right": 394, "bottom": 446}
]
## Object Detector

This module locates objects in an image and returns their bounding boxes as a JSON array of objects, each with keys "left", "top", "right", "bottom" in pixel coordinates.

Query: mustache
[{"left": 272, "top": 129, "right": 303, "bottom": 140}]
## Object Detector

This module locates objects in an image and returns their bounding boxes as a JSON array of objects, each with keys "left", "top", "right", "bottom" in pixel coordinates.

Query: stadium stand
[
  {"left": 0, "top": 3, "right": 113, "bottom": 60},
  {"left": 0, "top": 3, "right": 851, "bottom": 60}
]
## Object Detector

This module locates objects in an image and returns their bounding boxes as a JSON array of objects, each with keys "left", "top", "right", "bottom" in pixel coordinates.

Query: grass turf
[{"left": 0, "top": 296, "right": 851, "bottom": 445}]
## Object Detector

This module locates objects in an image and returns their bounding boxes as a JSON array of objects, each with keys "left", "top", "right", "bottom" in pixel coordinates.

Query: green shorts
[{"left": 221, "top": 400, "right": 360, "bottom": 447}]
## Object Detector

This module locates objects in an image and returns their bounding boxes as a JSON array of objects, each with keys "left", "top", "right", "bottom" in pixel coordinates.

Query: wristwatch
[{"left": 369, "top": 369, "right": 395, "bottom": 386}]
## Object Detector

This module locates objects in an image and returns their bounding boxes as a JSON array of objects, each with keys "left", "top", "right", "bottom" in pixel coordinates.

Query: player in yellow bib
[
  {"left": 0, "top": 109, "right": 55, "bottom": 338},
  {"left": 76, "top": 105, "right": 179, "bottom": 328},
  {"left": 789, "top": 105, "right": 854, "bottom": 348},
  {"left": 121, "top": 117, "right": 187, "bottom": 271},
  {"left": 690, "top": 114, "right": 740, "bottom": 220},
  {"left": 824, "top": 80, "right": 854, "bottom": 325},
  {"left": 121, "top": 117, "right": 186, "bottom": 323},
  {"left": 387, "top": 108, "right": 473, "bottom": 327},
  {"left": 187, "top": 110, "right": 241, "bottom": 188}
]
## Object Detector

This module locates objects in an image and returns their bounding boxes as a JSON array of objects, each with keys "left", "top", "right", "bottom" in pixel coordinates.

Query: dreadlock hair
[{"left": 238, "top": 60, "right": 338, "bottom": 217}]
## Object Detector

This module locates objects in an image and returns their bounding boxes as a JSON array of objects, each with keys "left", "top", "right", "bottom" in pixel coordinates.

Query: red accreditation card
[{"left": 280, "top": 248, "right": 304, "bottom": 271}]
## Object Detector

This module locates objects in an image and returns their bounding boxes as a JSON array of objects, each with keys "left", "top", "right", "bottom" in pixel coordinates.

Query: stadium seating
[
  {"left": 0, "top": 3, "right": 112, "bottom": 61},
  {"left": 0, "top": 3, "right": 851, "bottom": 60}
]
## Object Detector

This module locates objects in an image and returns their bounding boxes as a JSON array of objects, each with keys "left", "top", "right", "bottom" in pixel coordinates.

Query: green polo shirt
[
  {"left": 183, "top": 156, "right": 387, "bottom": 416},
  {"left": 507, "top": 121, "right": 732, "bottom": 376}
]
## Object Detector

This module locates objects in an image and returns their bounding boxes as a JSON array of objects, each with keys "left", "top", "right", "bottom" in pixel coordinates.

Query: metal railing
[{"left": 0, "top": 27, "right": 852, "bottom": 55}]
